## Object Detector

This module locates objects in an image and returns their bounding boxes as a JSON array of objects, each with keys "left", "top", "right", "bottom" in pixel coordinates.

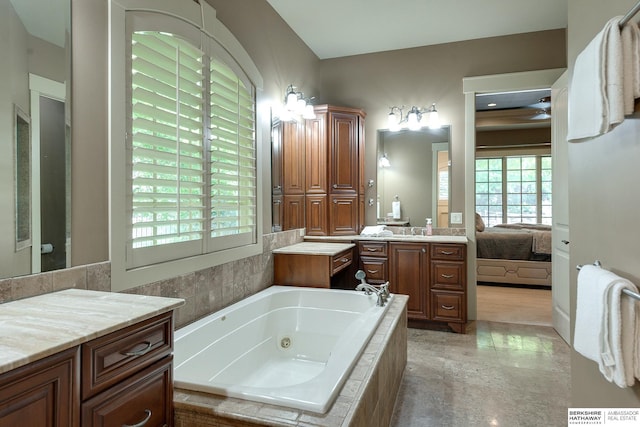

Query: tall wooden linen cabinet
[{"left": 272, "top": 105, "right": 366, "bottom": 235}]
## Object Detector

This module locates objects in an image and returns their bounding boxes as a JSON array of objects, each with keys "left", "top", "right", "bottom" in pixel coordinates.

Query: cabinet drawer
[
  {"left": 332, "top": 249, "right": 353, "bottom": 275},
  {"left": 82, "top": 357, "right": 172, "bottom": 427},
  {"left": 431, "top": 262, "right": 465, "bottom": 291},
  {"left": 360, "top": 256, "right": 388, "bottom": 283},
  {"left": 358, "top": 241, "right": 387, "bottom": 257},
  {"left": 82, "top": 312, "right": 173, "bottom": 400},
  {"left": 431, "top": 291, "right": 465, "bottom": 322},
  {"left": 431, "top": 244, "right": 465, "bottom": 261}
]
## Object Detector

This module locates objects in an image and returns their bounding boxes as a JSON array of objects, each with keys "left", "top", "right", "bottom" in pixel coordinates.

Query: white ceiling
[
  {"left": 266, "top": 0, "right": 567, "bottom": 59},
  {"left": 10, "top": 0, "right": 69, "bottom": 48}
]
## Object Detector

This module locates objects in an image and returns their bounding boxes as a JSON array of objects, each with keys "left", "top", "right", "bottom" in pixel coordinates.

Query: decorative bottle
[{"left": 425, "top": 218, "right": 433, "bottom": 236}]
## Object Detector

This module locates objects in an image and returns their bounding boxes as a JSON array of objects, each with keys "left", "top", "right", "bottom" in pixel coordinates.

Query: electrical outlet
[{"left": 451, "top": 212, "right": 463, "bottom": 224}]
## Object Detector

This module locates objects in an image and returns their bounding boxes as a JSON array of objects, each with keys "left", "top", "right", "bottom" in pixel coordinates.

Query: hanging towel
[
  {"left": 568, "top": 17, "right": 624, "bottom": 141},
  {"left": 574, "top": 264, "right": 638, "bottom": 388},
  {"left": 621, "top": 20, "right": 640, "bottom": 114},
  {"left": 600, "top": 277, "right": 638, "bottom": 387}
]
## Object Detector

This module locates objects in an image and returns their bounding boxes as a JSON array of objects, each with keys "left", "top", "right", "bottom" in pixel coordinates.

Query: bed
[{"left": 475, "top": 222, "right": 552, "bottom": 287}]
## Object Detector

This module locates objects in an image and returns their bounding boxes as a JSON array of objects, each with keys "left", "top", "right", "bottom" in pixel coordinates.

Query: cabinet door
[
  {"left": 272, "top": 195, "right": 283, "bottom": 232},
  {"left": 305, "top": 194, "right": 328, "bottom": 235},
  {"left": 82, "top": 357, "right": 172, "bottom": 427},
  {"left": 388, "top": 243, "right": 429, "bottom": 320},
  {"left": 271, "top": 118, "right": 283, "bottom": 195},
  {"left": 358, "top": 115, "right": 366, "bottom": 195},
  {"left": 305, "top": 114, "right": 327, "bottom": 193},
  {"left": 0, "top": 347, "right": 79, "bottom": 427},
  {"left": 329, "top": 194, "right": 358, "bottom": 235},
  {"left": 329, "top": 112, "right": 358, "bottom": 193},
  {"left": 283, "top": 195, "right": 305, "bottom": 230},
  {"left": 282, "top": 121, "right": 305, "bottom": 194}
]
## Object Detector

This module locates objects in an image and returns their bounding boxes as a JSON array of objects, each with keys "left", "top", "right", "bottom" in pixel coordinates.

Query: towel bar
[{"left": 576, "top": 260, "right": 640, "bottom": 302}]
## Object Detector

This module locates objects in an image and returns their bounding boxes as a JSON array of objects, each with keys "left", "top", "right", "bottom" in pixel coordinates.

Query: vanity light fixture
[
  {"left": 379, "top": 153, "right": 391, "bottom": 168},
  {"left": 281, "top": 84, "right": 316, "bottom": 121},
  {"left": 387, "top": 103, "right": 441, "bottom": 131}
]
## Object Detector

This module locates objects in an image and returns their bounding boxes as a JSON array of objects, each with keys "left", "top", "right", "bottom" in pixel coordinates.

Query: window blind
[
  {"left": 208, "top": 58, "right": 256, "bottom": 248},
  {"left": 131, "top": 31, "right": 205, "bottom": 252},
  {"left": 127, "top": 22, "right": 257, "bottom": 268}
]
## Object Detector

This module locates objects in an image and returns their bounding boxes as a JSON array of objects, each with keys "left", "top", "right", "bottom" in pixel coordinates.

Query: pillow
[{"left": 475, "top": 213, "right": 485, "bottom": 232}]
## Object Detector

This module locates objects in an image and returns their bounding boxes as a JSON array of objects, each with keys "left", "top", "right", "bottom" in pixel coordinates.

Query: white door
[{"left": 551, "top": 71, "right": 570, "bottom": 343}]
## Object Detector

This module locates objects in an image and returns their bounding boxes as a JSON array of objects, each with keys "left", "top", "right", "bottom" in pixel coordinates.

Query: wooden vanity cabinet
[
  {"left": 0, "top": 311, "right": 175, "bottom": 427},
  {"left": 387, "top": 241, "right": 468, "bottom": 333},
  {"left": 358, "top": 241, "right": 388, "bottom": 284},
  {"left": 430, "top": 243, "right": 467, "bottom": 333},
  {"left": 0, "top": 346, "right": 79, "bottom": 427}
]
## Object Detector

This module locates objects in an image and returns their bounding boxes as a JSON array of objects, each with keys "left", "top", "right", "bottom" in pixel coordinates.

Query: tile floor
[{"left": 389, "top": 321, "right": 571, "bottom": 427}]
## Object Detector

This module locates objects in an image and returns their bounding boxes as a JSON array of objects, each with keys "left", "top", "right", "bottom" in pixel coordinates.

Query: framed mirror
[
  {"left": 376, "top": 126, "right": 451, "bottom": 228},
  {"left": 1, "top": 0, "right": 71, "bottom": 279}
]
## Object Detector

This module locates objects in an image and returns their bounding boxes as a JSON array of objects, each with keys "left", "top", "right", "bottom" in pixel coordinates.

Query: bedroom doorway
[
  {"left": 474, "top": 88, "right": 554, "bottom": 326},
  {"left": 462, "top": 69, "right": 567, "bottom": 333}
]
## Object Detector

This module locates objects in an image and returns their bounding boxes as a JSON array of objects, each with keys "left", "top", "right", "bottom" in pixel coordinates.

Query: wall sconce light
[
  {"left": 387, "top": 103, "right": 441, "bottom": 131},
  {"left": 280, "top": 84, "right": 316, "bottom": 122},
  {"left": 379, "top": 153, "right": 391, "bottom": 168}
]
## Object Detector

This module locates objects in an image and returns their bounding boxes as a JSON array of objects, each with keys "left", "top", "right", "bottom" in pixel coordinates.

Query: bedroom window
[
  {"left": 126, "top": 18, "right": 256, "bottom": 269},
  {"left": 476, "top": 155, "right": 551, "bottom": 226}
]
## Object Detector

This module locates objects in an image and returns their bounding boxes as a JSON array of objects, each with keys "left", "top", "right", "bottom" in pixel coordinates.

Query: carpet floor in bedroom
[{"left": 390, "top": 285, "right": 569, "bottom": 427}]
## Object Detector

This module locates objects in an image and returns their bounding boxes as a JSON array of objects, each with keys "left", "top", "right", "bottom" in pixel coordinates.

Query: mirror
[
  {"left": 376, "top": 126, "right": 450, "bottom": 228},
  {"left": 1, "top": 0, "right": 71, "bottom": 279}
]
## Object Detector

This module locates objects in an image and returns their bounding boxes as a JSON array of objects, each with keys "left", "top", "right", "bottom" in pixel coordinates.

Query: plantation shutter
[
  {"left": 208, "top": 57, "right": 257, "bottom": 250},
  {"left": 125, "top": 12, "right": 257, "bottom": 268}
]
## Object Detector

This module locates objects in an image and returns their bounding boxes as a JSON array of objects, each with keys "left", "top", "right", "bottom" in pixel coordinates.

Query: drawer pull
[
  {"left": 441, "top": 274, "right": 454, "bottom": 279},
  {"left": 367, "top": 269, "right": 379, "bottom": 274},
  {"left": 441, "top": 305, "right": 455, "bottom": 310},
  {"left": 123, "top": 409, "right": 152, "bottom": 427},
  {"left": 439, "top": 251, "right": 454, "bottom": 255},
  {"left": 335, "top": 257, "right": 349, "bottom": 263},
  {"left": 366, "top": 247, "right": 379, "bottom": 252},
  {"left": 121, "top": 341, "right": 152, "bottom": 357}
]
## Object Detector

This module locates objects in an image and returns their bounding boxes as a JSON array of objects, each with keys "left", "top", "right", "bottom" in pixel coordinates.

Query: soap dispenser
[
  {"left": 392, "top": 195, "right": 401, "bottom": 219},
  {"left": 425, "top": 218, "right": 433, "bottom": 236}
]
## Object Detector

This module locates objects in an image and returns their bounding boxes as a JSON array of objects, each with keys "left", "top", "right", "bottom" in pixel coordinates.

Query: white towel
[
  {"left": 621, "top": 20, "right": 640, "bottom": 114},
  {"left": 568, "top": 17, "right": 625, "bottom": 141},
  {"left": 574, "top": 264, "right": 638, "bottom": 388}
]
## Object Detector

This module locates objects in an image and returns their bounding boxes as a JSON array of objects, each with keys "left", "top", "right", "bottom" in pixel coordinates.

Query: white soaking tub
[{"left": 173, "top": 285, "right": 393, "bottom": 413}]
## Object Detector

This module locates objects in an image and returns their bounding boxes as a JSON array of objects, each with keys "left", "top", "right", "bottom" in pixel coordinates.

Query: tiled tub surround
[
  {"left": 0, "top": 229, "right": 304, "bottom": 329},
  {"left": 0, "top": 289, "right": 184, "bottom": 374},
  {"left": 173, "top": 294, "right": 408, "bottom": 427}
]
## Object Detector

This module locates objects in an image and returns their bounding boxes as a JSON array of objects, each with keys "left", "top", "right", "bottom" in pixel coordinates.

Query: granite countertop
[
  {"left": 303, "top": 234, "right": 468, "bottom": 244},
  {"left": 272, "top": 242, "right": 356, "bottom": 256},
  {"left": 0, "top": 289, "right": 184, "bottom": 375}
]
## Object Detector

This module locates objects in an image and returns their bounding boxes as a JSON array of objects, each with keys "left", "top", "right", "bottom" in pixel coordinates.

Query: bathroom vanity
[
  {"left": 0, "top": 289, "right": 183, "bottom": 426},
  {"left": 273, "top": 242, "right": 356, "bottom": 288},
  {"left": 296, "top": 235, "right": 468, "bottom": 333}
]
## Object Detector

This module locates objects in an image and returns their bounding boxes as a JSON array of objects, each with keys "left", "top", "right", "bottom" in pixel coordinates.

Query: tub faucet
[{"left": 355, "top": 270, "right": 389, "bottom": 306}]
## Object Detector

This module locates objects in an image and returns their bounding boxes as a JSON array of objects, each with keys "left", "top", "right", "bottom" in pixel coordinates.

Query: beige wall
[
  {"left": 568, "top": 0, "right": 640, "bottom": 407},
  {"left": 318, "top": 29, "right": 567, "bottom": 227}
]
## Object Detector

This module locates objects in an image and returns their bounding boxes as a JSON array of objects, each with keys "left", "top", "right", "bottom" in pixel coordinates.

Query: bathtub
[{"left": 173, "top": 285, "right": 393, "bottom": 414}]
